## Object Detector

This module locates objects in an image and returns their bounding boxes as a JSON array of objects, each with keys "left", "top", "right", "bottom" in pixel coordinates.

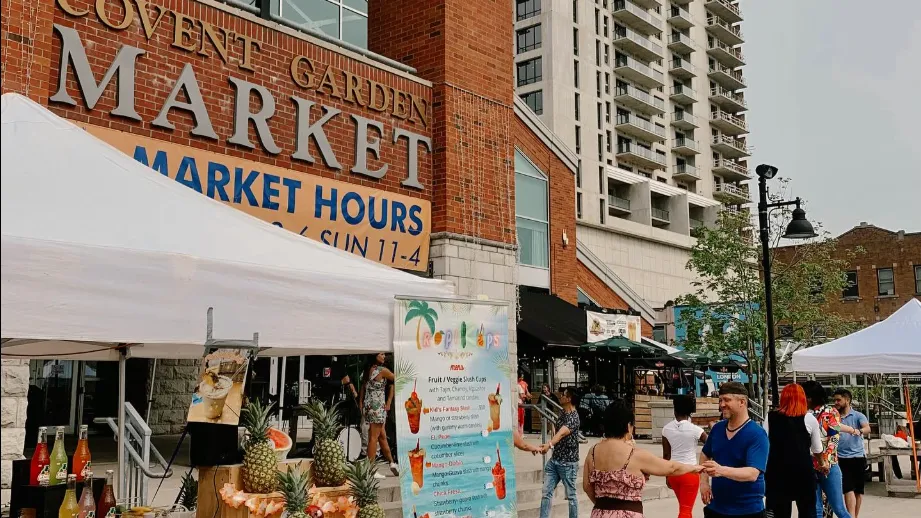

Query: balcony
[
  {"left": 713, "top": 183, "right": 751, "bottom": 205},
  {"left": 671, "top": 111, "right": 699, "bottom": 130},
  {"left": 614, "top": 84, "right": 666, "bottom": 115},
  {"left": 705, "top": 0, "right": 743, "bottom": 24},
  {"left": 617, "top": 142, "right": 667, "bottom": 169},
  {"left": 667, "top": 32, "right": 695, "bottom": 54},
  {"left": 616, "top": 113, "right": 667, "bottom": 142},
  {"left": 651, "top": 207, "right": 671, "bottom": 226},
  {"left": 670, "top": 84, "right": 697, "bottom": 105},
  {"left": 708, "top": 63, "right": 747, "bottom": 90},
  {"left": 710, "top": 110, "right": 748, "bottom": 135},
  {"left": 608, "top": 195, "right": 632, "bottom": 215},
  {"left": 707, "top": 40, "right": 745, "bottom": 68},
  {"left": 615, "top": 55, "right": 665, "bottom": 88},
  {"left": 709, "top": 87, "right": 747, "bottom": 112},
  {"left": 612, "top": 0, "right": 664, "bottom": 35},
  {"left": 668, "top": 6, "right": 693, "bottom": 30},
  {"left": 672, "top": 137, "right": 700, "bottom": 155},
  {"left": 690, "top": 218, "right": 705, "bottom": 236},
  {"left": 613, "top": 27, "right": 664, "bottom": 62},
  {"left": 631, "top": 0, "right": 663, "bottom": 9},
  {"left": 706, "top": 16, "right": 744, "bottom": 45},
  {"left": 672, "top": 163, "right": 700, "bottom": 181},
  {"left": 712, "top": 158, "right": 751, "bottom": 182},
  {"left": 669, "top": 56, "right": 696, "bottom": 79},
  {"left": 711, "top": 133, "right": 750, "bottom": 158}
]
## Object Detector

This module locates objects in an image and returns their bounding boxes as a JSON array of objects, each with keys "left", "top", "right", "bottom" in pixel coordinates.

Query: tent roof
[
  {"left": 1, "top": 93, "right": 454, "bottom": 360},
  {"left": 791, "top": 298, "right": 921, "bottom": 373}
]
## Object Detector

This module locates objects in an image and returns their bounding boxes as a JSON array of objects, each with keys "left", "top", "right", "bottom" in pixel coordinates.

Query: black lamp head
[
  {"left": 756, "top": 164, "right": 779, "bottom": 179},
  {"left": 782, "top": 206, "right": 818, "bottom": 239}
]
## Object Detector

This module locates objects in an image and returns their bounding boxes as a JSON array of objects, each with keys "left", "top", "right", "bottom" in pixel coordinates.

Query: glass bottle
[
  {"left": 78, "top": 471, "right": 96, "bottom": 518},
  {"left": 58, "top": 475, "right": 80, "bottom": 518},
  {"left": 96, "top": 470, "right": 117, "bottom": 518},
  {"left": 73, "top": 425, "right": 92, "bottom": 482},
  {"left": 30, "top": 426, "right": 50, "bottom": 486},
  {"left": 49, "top": 427, "right": 69, "bottom": 485}
]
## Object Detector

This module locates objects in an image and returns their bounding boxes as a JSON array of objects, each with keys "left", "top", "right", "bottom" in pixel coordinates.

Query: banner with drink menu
[{"left": 393, "top": 298, "right": 517, "bottom": 518}]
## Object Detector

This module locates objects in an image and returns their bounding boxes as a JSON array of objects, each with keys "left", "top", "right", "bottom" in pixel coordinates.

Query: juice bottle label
[
  {"left": 56, "top": 463, "right": 69, "bottom": 481},
  {"left": 38, "top": 465, "right": 50, "bottom": 486},
  {"left": 104, "top": 509, "right": 115, "bottom": 518},
  {"left": 86, "top": 512, "right": 96, "bottom": 518},
  {"left": 80, "top": 462, "right": 92, "bottom": 479}
]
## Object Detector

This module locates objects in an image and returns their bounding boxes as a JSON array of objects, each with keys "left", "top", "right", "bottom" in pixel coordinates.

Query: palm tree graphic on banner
[{"left": 405, "top": 300, "right": 438, "bottom": 350}]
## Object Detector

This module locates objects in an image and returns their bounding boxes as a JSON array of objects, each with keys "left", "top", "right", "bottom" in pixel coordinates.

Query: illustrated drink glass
[
  {"left": 488, "top": 384, "right": 502, "bottom": 430},
  {"left": 96, "top": 470, "right": 117, "bottom": 518},
  {"left": 199, "top": 373, "right": 233, "bottom": 420},
  {"left": 30, "top": 426, "right": 50, "bottom": 486},
  {"left": 409, "top": 439, "right": 425, "bottom": 489},
  {"left": 405, "top": 380, "right": 422, "bottom": 434},
  {"left": 58, "top": 475, "right": 80, "bottom": 518},
  {"left": 492, "top": 444, "right": 506, "bottom": 500},
  {"left": 73, "top": 425, "right": 92, "bottom": 482},
  {"left": 49, "top": 427, "right": 69, "bottom": 485}
]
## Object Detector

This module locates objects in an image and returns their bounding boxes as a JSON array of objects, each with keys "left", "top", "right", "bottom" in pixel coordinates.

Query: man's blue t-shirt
[
  {"left": 702, "top": 419, "right": 769, "bottom": 516},
  {"left": 838, "top": 409, "right": 868, "bottom": 458}
]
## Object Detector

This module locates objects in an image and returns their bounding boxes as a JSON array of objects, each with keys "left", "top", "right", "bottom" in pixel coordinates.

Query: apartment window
[
  {"left": 877, "top": 267, "right": 895, "bottom": 296},
  {"left": 604, "top": 44, "right": 610, "bottom": 65},
  {"left": 576, "top": 160, "right": 582, "bottom": 188},
  {"left": 842, "top": 271, "right": 859, "bottom": 298},
  {"left": 520, "top": 90, "right": 543, "bottom": 114},
  {"left": 573, "top": 28, "right": 579, "bottom": 55},
  {"left": 577, "top": 192, "right": 583, "bottom": 219},
  {"left": 572, "top": 0, "right": 578, "bottom": 23},
  {"left": 574, "top": 92, "right": 581, "bottom": 121},
  {"left": 595, "top": 40, "right": 601, "bottom": 66},
  {"left": 603, "top": 16, "right": 609, "bottom": 38},
  {"left": 596, "top": 71, "right": 602, "bottom": 97},
  {"left": 605, "top": 73, "right": 610, "bottom": 94},
  {"left": 656, "top": 149, "right": 666, "bottom": 163},
  {"left": 517, "top": 57, "right": 542, "bottom": 86},
  {"left": 517, "top": 0, "right": 541, "bottom": 21},
  {"left": 517, "top": 25, "right": 542, "bottom": 53},
  {"left": 577, "top": 288, "right": 596, "bottom": 308},
  {"left": 653, "top": 324, "right": 666, "bottom": 343},
  {"left": 606, "top": 130, "right": 612, "bottom": 153},
  {"left": 599, "top": 197, "right": 606, "bottom": 224},
  {"left": 515, "top": 150, "right": 549, "bottom": 268},
  {"left": 575, "top": 126, "right": 582, "bottom": 154},
  {"left": 596, "top": 103, "right": 602, "bottom": 130},
  {"left": 573, "top": 60, "right": 580, "bottom": 88},
  {"left": 598, "top": 166, "right": 605, "bottom": 192},
  {"left": 915, "top": 265, "right": 921, "bottom": 294},
  {"left": 274, "top": 0, "right": 369, "bottom": 48},
  {"left": 595, "top": 8, "right": 600, "bottom": 35},
  {"left": 598, "top": 134, "right": 604, "bottom": 160},
  {"left": 605, "top": 102, "right": 611, "bottom": 123}
]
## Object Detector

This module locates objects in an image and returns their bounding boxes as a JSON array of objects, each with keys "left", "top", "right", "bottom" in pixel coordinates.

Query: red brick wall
[
  {"left": 774, "top": 225, "right": 921, "bottom": 326},
  {"left": 576, "top": 260, "right": 653, "bottom": 337}
]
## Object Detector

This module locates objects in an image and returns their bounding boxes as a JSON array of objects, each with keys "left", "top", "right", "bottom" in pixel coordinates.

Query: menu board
[
  {"left": 393, "top": 299, "right": 517, "bottom": 518},
  {"left": 587, "top": 311, "right": 642, "bottom": 342}
]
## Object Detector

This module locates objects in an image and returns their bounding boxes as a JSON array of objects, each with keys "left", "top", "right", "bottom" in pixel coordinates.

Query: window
[
  {"left": 916, "top": 265, "right": 921, "bottom": 294},
  {"left": 577, "top": 288, "right": 596, "bottom": 308},
  {"left": 596, "top": 71, "right": 602, "bottom": 97},
  {"left": 604, "top": 44, "right": 610, "bottom": 65},
  {"left": 576, "top": 160, "right": 582, "bottom": 188},
  {"left": 605, "top": 102, "right": 611, "bottom": 123},
  {"left": 778, "top": 325, "right": 794, "bottom": 339},
  {"left": 877, "top": 267, "right": 895, "bottom": 296},
  {"left": 598, "top": 166, "right": 605, "bottom": 191},
  {"left": 573, "top": 60, "right": 580, "bottom": 88},
  {"left": 653, "top": 324, "right": 666, "bottom": 343},
  {"left": 599, "top": 197, "right": 605, "bottom": 224},
  {"left": 595, "top": 8, "right": 600, "bottom": 35},
  {"left": 517, "top": 0, "right": 541, "bottom": 21},
  {"left": 596, "top": 40, "right": 601, "bottom": 66},
  {"left": 596, "top": 103, "right": 602, "bottom": 129},
  {"left": 605, "top": 73, "right": 611, "bottom": 94},
  {"left": 597, "top": 134, "right": 604, "bottom": 160},
  {"left": 577, "top": 192, "right": 583, "bottom": 219},
  {"left": 517, "top": 25, "right": 542, "bottom": 53},
  {"left": 606, "top": 131, "right": 612, "bottom": 153},
  {"left": 275, "top": 0, "right": 369, "bottom": 48},
  {"left": 520, "top": 90, "right": 543, "bottom": 114},
  {"left": 603, "top": 16, "right": 609, "bottom": 38},
  {"left": 515, "top": 150, "right": 549, "bottom": 268},
  {"left": 572, "top": 0, "right": 578, "bottom": 23},
  {"left": 575, "top": 126, "right": 582, "bottom": 154},
  {"left": 574, "top": 92, "right": 581, "bottom": 121},
  {"left": 517, "top": 57, "right": 542, "bottom": 86},
  {"left": 842, "top": 270, "right": 859, "bottom": 298},
  {"left": 573, "top": 28, "right": 579, "bottom": 55}
]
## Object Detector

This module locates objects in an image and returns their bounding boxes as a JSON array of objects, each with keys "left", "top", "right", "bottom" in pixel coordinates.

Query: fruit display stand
[{"left": 197, "top": 460, "right": 354, "bottom": 518}]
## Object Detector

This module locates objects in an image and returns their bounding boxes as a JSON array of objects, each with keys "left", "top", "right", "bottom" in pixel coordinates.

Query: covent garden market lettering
[{"left": 50, "top": 0, "right": 435, "bottom": 270}]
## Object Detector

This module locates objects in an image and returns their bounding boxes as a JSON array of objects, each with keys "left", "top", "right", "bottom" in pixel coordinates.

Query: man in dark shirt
[{"left": 539, "top": 387, "right": 581, "bottom": 518}]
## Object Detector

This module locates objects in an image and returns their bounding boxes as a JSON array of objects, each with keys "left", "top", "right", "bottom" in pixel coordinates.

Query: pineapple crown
[
  {"left": 345, "top": 459, "right": 382, "bottom": 507},
  {"left": 276, "top": 463, "right": 310, "bottom": 514},
  {"left": 178, "top": 471, "right": 198, "bottom": 511},
  {"left": 241, "top": 398, "right": 275, "bottom": 445},
  {"left": 301, "top": 400, "right": 344, "bottom": 441}
]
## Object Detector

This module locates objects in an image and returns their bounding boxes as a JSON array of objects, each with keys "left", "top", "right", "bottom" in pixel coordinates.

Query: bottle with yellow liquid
[
  {"left": 49, "top": 427, "right": 69, "bottom": 485},
  {"left": 59, "top": 475, "right": 80, "bottom": 518}
]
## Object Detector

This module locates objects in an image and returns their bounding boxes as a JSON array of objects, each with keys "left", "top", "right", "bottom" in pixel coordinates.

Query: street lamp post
[{"left": 756, "top": 164, "right": 817, "bottom": 408}]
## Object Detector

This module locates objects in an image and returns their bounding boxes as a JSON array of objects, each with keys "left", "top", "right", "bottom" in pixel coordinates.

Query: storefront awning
[{"left": 517, "top": 290, "right": 587, "bottom": 349}]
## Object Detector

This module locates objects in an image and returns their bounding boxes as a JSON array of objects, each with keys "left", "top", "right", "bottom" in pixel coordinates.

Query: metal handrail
[
  {"left": 651, "top": 207, "right": 670, "bottom": 221},
  {"left": 541, "top": 393, "right": 564, "bottom": 413},
  {"left": 609, "top": 195, "right": 632, "bottom": 211}
]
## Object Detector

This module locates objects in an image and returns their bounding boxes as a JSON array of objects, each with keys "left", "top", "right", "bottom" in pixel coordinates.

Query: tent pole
[{"left": 118, "top": 349, "right": 127, "bottom": 500}]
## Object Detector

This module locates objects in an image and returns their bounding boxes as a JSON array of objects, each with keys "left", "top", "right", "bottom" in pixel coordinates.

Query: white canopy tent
[
  {"left": 1, "top": 93, "right": 454, "bottom": 494},
  {"left": 791, "top": 298, "right": 921, "bottom": 374}
]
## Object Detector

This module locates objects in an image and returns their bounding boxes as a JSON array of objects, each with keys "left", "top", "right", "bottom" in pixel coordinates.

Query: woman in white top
[{"left": 661, "top": 395, "right": 708, "bottom": 518}]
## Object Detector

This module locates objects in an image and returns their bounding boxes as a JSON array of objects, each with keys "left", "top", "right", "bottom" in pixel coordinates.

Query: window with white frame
[
  {"left": 275, "top": 0, "right": 369, "bottom": 48},
  {"left": 515, "top": 150, "right": 549, "bottom": 268},
  {"left": 877, "top": 267, "right": 895, "bottom": 296}
]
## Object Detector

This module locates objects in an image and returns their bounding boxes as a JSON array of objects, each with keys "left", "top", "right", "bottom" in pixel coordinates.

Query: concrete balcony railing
[
  {"left": 616, "top": 113, "right": 667, "bottom": 141},
  {"left": 612, "top": 0, "right": 664, "bottom": 34},
  {"left": 672, "top": 163, "right": 700, "bottom": 181},
  {"left": 712, "top": 158, "right": 751, "bottom": 181},
  {"left": 670, "top": 56, "right": 697, "bottom": 79},
  {"left": 710, "top": 110, "right": 749, "bottom": 135},
  {"left": 615, "top": 55, "right": 666, "bottom": 87},
  {"left": 707, "top": 39, "right": 745, "bottom": 67},
  {"left": 705, "top": 0, "right": 743, "bottom": 23},
  {"left": 668, "top": 6, "right": 693, "bottom": 29},
  {"left": 671, "top": 110, "right": 700, "bottom": 130},
  {"left": 708, "top": 63, "right": 747, "bottom": 90},
  {"left": 651, "top": 207, "right": 671, "bottom": 224},
  {"left": 706, "top": 16, "right": 745, "bottom": 45},
  {"left": 617, "top": 142, "right": 667, "bottom": 168},
  {"left": 672, "top": 137, "right": 700, "bottom": 155},
  {"left": 714, "top": 182, "right": 750, "bottom": 204},
  {"left": 709, "top": 87, "right": 747, "bottom": 112},
  {"left": 667, "top": 32, "right": 695, "bottom": 54},
  {"left": 711, "top": 133, "right": 750, "bottom": 157},
  {"left": 608, "top": 195, "right": 632, "bottom": 212},
  {"left": 614, "top": 84, "right": 666, "bottom": 114},
  {"left": 670, "top": 84, "right": 697, "bottom": 105},
  {"left": 613, "top": 27, "right": 664, "bottom": 61}
]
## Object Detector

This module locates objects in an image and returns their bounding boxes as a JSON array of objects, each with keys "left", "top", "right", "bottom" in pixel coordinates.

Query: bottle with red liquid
[
  {"left": 96, "top": 470, "right": 117, "bottom": 518},
  {"left": 73, "top": 425, "right": 92, "bottom": 482},
  {"left": 30, "top": 426, "right": 51, "bottom": 486}
]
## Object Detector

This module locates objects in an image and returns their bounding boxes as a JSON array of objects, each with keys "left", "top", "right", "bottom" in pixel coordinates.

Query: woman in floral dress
[
  {"left": 583, "top": 403, "right": 703, "bottom": 517},
  {"left": 358, "top": 352, "right": 399, "bottom": 478},
  {"left": 802, "top": 380, "right": 853, "bottom": 518}
]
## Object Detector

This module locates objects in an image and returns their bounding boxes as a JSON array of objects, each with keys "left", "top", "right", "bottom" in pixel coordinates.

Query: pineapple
[
  {"left": 241, "top": 398, "right": 278, "bottom": 493},
  {"left": 302, "top": 400, "right": 346, "bottom": 487},
  {"left": 345, "top": 459, "right": 385, "bottom": 518},
  {"left": 276, "top": 463, "right": 310, "bottom": 518},
  {"left": 178, "top": 471, "right": 198, "bottom": 511}
]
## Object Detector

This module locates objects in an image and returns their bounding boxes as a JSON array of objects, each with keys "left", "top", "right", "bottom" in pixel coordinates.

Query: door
[{"left": 28, "top": 360, "right": 79, "bottom": 433}]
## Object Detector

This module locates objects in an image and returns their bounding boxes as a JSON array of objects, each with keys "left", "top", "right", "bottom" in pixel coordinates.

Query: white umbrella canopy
[
  {"left": 1, "top": 93, "right": 454, "bottom": 359},
  {"left": 792, "top": 298, "right": 921, "bottom": 373}
]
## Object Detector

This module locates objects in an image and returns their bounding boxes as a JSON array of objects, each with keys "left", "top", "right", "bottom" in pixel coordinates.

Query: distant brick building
[{"left": 774, "top": 222, "right": 921, "bottom": 327}]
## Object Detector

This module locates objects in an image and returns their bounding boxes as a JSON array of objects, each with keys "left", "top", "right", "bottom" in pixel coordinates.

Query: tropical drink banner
[{"left": 393, "top": 298, "right": 517, "bottom": 518}]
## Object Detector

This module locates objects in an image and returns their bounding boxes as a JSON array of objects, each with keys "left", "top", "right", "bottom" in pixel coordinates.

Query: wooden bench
[{"left": 879, "top": 446, "right": 921, "bottom": 498}]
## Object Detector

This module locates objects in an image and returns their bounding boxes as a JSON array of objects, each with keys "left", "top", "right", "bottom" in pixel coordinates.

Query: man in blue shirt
[
  {"left": 700, "top": 382, "right": 769, "bottom": 518},
  {"left": 834, "top": 388, "right": 871, "bottom": 518}
]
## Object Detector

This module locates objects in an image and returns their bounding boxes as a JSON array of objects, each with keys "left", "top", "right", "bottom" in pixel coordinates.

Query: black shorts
[{"left": 838, "top": 457, "right": 867, "bottom": 495}]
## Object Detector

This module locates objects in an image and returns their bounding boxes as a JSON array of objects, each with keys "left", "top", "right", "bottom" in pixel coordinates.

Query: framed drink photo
[{"left": 187, "top": 348, "right": 252, "bottom": 425}]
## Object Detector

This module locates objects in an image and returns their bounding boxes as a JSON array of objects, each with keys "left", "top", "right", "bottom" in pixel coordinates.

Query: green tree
[
  {"left": 405, "top": 300, "right": 438, "bottom": 350},
  {"left": 675, "top": 197, "right": 862, "bottom": 410}
]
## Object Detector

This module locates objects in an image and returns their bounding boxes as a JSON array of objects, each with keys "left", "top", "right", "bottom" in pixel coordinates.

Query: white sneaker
[
  {"left": 390, "top": 462, "right": 400, "bottom": 476},
  {"left": 374, "top": 471, "right": 386, "bottom": 479}
]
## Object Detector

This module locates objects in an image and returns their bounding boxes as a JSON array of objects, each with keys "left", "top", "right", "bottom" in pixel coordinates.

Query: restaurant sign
[
  {"left": 587, "top": 311, "right": 642, "bottom": 343},
  {"left": 84, "top": 125, "right": 431, "bottom": 270}
]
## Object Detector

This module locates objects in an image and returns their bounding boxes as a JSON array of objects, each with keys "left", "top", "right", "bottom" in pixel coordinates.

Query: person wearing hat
[{"left": 699, "top": 382, "right": 769, "bottom": 518}]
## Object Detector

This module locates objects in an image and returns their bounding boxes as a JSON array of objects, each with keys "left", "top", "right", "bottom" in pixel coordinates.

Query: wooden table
[{"left": 880, "top": 446, "right": 921, "bottom": 498}]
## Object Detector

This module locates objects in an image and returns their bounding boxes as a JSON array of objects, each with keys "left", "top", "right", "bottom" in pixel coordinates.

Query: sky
[{"left": 742, "top": 0, "right": 921, "bottom": 237}]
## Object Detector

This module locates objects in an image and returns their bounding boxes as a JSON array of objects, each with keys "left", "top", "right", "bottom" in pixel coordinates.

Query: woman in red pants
[{"left": 662, "top": 395, "right": 709, "bottom": 518}]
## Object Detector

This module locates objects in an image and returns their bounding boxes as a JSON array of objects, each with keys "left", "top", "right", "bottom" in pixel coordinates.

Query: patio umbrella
[{"left": 584, "top": 335, "right": 662, "bottom": 355}]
